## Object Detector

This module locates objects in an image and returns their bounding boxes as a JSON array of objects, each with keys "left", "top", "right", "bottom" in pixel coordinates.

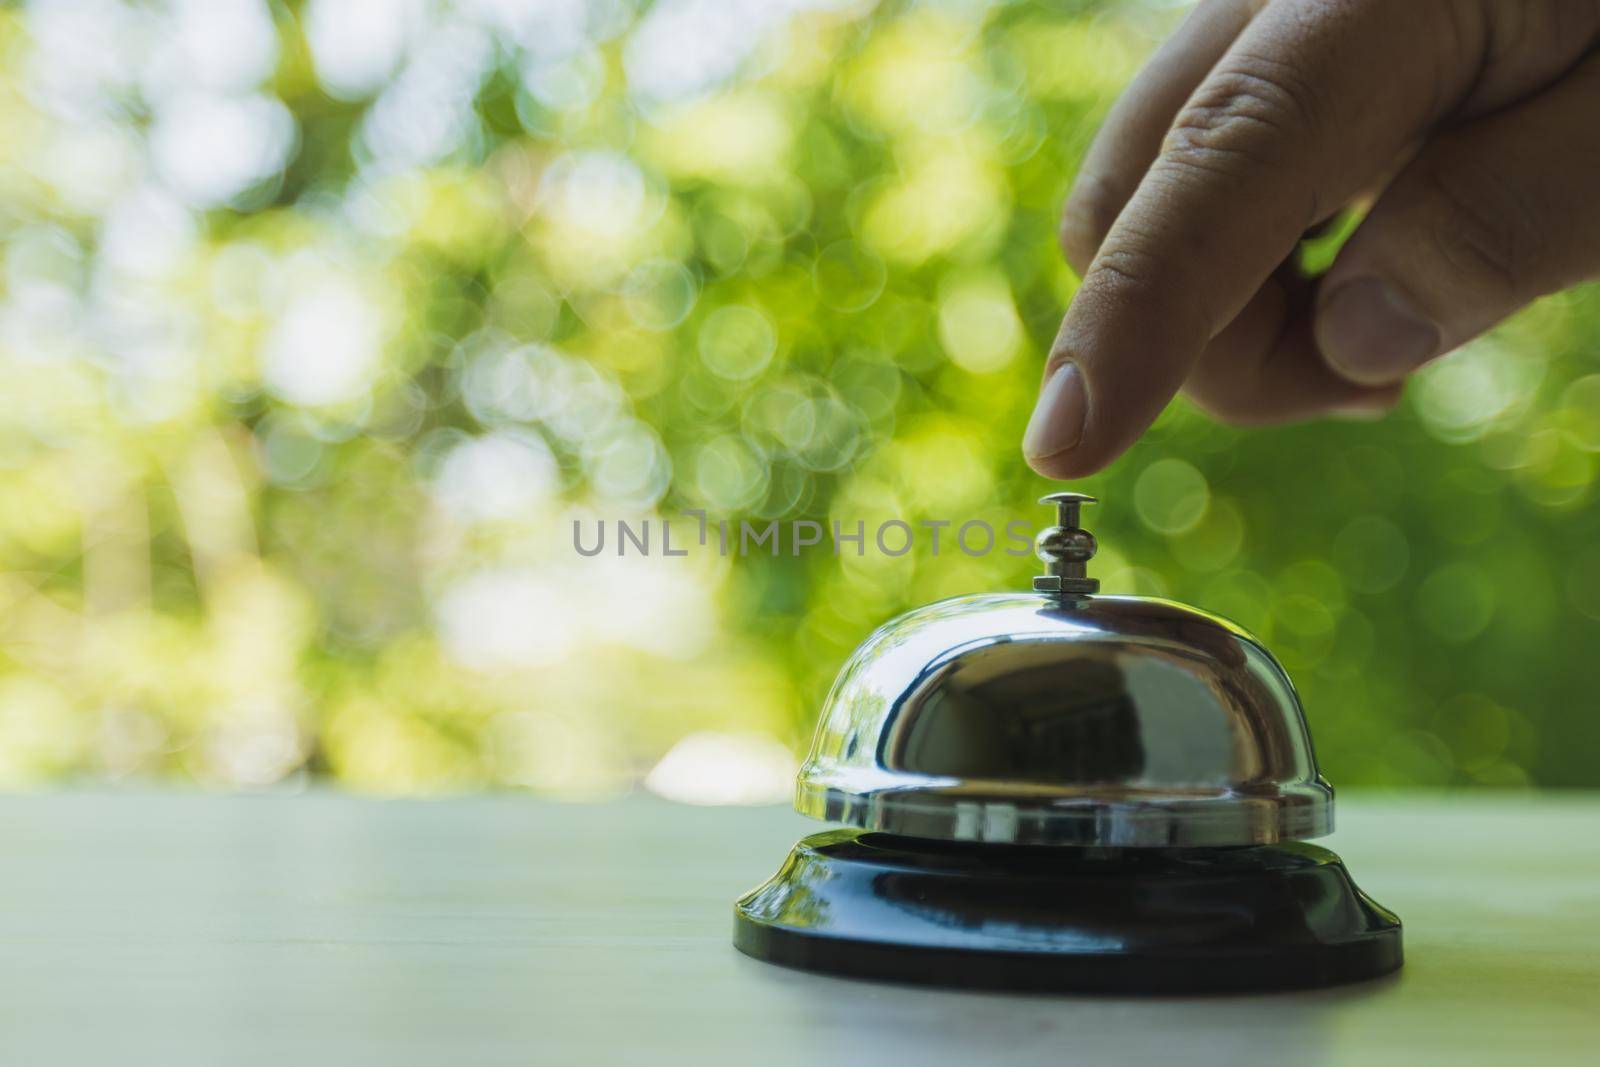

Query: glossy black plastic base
[{"left": 734, "top": 830, "right": 1402, "bottom": 993}]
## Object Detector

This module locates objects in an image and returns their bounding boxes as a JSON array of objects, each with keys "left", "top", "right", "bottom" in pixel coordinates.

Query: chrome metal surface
[
  {"left": 796, "top": 592, "right": 1333, "bottom": 847},
  {"left": 1033, "top": 492, "right": 1099, "bottom": 594}
]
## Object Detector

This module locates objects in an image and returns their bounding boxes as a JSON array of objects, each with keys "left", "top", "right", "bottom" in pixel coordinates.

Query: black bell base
[{"left": 734, "top": 830, "right": 1402, "bottom": 994}]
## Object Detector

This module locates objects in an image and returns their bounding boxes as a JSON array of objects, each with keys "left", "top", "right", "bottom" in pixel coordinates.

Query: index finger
[
  {"left": 1026, "top": 0, "right": 1473, "bottom": 477},
  {"left": 1061, "top": 0, "right": 1261, "bottom": 275}
]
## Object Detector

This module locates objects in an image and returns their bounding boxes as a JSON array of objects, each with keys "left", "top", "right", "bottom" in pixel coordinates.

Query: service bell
[{"left": 734, "top": 494, "right": 1402, "bottom": 993}]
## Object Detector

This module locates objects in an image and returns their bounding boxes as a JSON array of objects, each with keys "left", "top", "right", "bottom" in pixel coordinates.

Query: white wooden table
[{"left": 1, "top": 792, "right": 1596, "bottom": 1065}]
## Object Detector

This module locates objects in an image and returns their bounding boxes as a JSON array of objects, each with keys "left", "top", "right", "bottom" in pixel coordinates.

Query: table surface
[{"left": 1, "top": 792, "right": 1596, "bottom": 1066}]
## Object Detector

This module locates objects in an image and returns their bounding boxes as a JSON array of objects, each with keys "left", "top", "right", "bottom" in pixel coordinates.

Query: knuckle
[
  {"left": 1417, "top": 157, "right": 1546, "bottom": 293},
  {"left": 1163, "top": 60, "right": 1324, "bottom": 177},
  {"left": 1482, "top": 0, "right": 1600, "bottom": 72},
  {"left": 1083, "top": 238, "right": 1217, "bottom": 340},
  {"left": 1085, "top": 242, "right": 1162, "bottom": 296}
]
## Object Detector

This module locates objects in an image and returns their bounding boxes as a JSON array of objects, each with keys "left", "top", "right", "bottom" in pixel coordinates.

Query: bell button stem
[
  {"left": 1034, "top": 492, "right": 1099, "bottom": 595},
  {"left": 1054, "top": 499, "right": 1082, "bottom": 529}
]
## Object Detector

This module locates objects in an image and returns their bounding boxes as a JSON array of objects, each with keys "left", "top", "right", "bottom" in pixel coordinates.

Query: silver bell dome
[{"left": 795, "top": 493, "right": 1334, "bottom": 848}]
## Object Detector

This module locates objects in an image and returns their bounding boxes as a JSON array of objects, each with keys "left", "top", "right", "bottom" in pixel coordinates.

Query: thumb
[{"left": 1315, "top": 53, "right": 1600, "bottom": 386}]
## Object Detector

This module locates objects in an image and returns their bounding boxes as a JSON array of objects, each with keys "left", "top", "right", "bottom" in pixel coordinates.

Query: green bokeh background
[{"left": 3, "top": 0, "right": 1598, "bottom": 794}]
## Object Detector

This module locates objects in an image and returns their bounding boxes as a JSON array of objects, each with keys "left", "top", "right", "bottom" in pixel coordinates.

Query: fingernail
[
  {"left": 1316, "top": 278, "right": 1440, "bottom": 385},
  {"left": 1023, "top": 361, "right": 1087, "bottom": 461}
]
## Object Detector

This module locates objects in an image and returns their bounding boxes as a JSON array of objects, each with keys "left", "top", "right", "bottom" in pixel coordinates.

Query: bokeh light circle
[
  {"left": 691, "top": 435, "right": 769, "bottom": 510},
  {"left": 1416, "top": 563, "right": 1495, "bottom": 643},
  {"left": 623, "top": 259, "right": 699, "bottom": 331},
  {"left": 813, "top": 240, "right": 887, "bottom": 312},
  {"left": 698, "top": 305, "right": 777, "bottom": 382},
  {"left": 1133, "top": 458, "right": 1210, "bottom": 536},
  {"left": 1331, "top": 515, "right": 1410, "bottom": 595}
]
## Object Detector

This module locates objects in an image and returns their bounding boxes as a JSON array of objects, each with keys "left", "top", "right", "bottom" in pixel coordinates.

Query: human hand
[{"left": 1023, "top": 0, "right": 1600, "bottom": 478}]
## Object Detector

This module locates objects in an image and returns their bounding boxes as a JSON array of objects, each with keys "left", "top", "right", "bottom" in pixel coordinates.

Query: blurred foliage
[{"left": 2, "top": 0, "right": 1599, "bottom": 796}]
